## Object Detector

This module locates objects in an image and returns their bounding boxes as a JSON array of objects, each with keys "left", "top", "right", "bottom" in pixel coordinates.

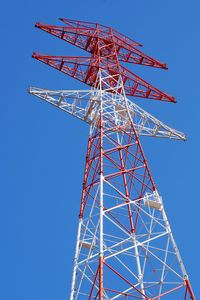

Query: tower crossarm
[
  {"left": 59, "top": 18, "right": 143, "bottom": 48},
  {"left": 35, "top": 21, "right": 167, "bottom": 69},
  {"left": 28, "top": 87, "right": 186, "bottom": 140},
  {"left": 32, "top": 54, "right": 175, "bottom": 102}
]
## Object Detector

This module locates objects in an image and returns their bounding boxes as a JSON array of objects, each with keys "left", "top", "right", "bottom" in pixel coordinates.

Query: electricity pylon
[{"left": 29, "top": 18, "right": 195, "bottom": 299}]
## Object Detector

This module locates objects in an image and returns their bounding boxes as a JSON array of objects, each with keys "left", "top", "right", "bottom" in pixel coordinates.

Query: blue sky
[{"left": 1, "top": 0, "right": 199, "bottom": 299}]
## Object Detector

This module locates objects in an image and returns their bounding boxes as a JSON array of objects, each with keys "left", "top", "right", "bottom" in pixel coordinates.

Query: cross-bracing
[{"left": 29, "top": 18, "right": 195, "bottom": 299}]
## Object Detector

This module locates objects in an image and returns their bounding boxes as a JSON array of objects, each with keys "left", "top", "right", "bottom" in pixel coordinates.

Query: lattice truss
[{"left": 29, "top": 18, "right": 195, "bottom": 299}]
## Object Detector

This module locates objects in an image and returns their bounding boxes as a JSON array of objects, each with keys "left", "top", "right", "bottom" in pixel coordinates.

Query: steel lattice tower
[{"left": 29, "top": 18, "right": 195, "bottom": 299}]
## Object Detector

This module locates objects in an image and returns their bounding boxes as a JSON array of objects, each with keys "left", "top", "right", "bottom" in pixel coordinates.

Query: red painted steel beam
[
  {"left": 35, "top": 22, "right": 167, "bottom": 69},
  {"left": 32, "top": 53, "right": 175, "bottom": 102},
  {"left": 185, "top": 279, "right": 195, "bottom": 300}
]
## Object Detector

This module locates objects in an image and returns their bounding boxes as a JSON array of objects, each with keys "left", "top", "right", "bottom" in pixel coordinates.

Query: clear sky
[{"left": 1, "top": 0, "right": 199, "bottom": 299}]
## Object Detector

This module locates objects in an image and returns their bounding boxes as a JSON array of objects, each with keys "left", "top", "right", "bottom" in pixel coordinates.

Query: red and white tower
[{"left": 29, "top": 18, "right": 195, "bottom": 299}]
